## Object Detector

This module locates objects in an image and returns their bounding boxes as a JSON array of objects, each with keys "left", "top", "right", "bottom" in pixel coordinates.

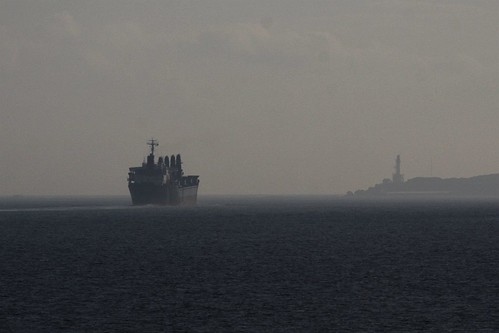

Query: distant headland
[{"left": 349, "top": 155, "right": 499, "bottom": 197}]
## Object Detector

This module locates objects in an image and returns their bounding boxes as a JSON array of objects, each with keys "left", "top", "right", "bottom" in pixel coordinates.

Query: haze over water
[
  {"left": 1, "top": 1, "right": 498, "bottom": 331},
  {"left": 1, "top": 1, "right": 498, "bottom": 196}
]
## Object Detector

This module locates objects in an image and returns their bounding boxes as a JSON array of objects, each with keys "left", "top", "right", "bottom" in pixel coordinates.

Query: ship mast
[{"left": 147, "top": 138, "right": 159, "bottom": 156}]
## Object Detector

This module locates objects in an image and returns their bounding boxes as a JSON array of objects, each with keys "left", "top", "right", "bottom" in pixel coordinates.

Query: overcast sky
[{"left": 0, "top": 1, "right": 497, "bottom": 196}]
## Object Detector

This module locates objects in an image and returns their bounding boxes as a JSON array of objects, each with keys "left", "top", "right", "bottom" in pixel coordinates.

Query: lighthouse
[{"left": 392, "top": 155, "right": 404, "bottom": 184}]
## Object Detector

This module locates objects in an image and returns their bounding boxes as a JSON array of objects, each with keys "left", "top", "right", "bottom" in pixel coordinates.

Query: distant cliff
[{"left": 350, "top": 174, "right": 499, "bottom": 197}]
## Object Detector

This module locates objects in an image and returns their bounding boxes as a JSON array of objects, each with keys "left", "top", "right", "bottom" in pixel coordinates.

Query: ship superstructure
[{"left": 127, "top": 139, "right": 199, "bottom": 205}]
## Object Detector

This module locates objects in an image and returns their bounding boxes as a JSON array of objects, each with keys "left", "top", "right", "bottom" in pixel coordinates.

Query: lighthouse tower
[{"left": 392, "top": 155, "right": 404, "bottom": 184}]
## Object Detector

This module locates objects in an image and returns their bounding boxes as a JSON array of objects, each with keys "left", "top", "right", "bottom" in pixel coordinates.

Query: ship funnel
[
  {"left": 164, "top": 155, "right": 169, "bottom": 168},
  {"left": 176, "top": 154, "right": 182, "bottom": 168},
  {"left": 170, "top": 154, "right": 176, "bottom": 167},
  {"left": 158, "top": 156, "right": 163, "bottom": 165}
]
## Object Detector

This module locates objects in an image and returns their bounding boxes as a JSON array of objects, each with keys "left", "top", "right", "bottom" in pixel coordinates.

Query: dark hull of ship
[{"left": 128, "top": 183, "right": 198, "bottom": 206}]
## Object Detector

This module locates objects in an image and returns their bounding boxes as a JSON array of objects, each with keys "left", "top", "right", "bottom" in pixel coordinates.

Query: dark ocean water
[{"left": 0, "top": 195, "right": 498, "bottom": 332}]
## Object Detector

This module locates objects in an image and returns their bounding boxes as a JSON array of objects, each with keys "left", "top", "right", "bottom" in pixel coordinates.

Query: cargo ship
[{"left": 127, "top": 139, "right": 199, "bottom": 205}]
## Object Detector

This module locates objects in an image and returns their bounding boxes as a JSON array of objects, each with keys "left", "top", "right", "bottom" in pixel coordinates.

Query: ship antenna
[{"left": 147, "top": 138, "right": 159, "bottom": 155}]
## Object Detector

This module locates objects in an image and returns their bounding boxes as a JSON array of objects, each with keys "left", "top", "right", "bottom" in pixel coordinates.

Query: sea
[{"left": 0, "top": 195, "right": 498, "bottom": 332}]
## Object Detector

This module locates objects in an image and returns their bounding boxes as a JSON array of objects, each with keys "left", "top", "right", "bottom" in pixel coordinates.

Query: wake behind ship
[{"left": 127, "top": 139, "right": 199, "bottom": 205}]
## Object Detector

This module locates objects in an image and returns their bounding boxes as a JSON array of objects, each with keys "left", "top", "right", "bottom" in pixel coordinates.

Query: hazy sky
[{"left": 1, "top": 1, "right": 498, "bottom": 195}]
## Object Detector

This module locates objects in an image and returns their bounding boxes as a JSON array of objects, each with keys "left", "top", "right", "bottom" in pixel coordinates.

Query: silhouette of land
[{"left": 350, "top": 156, "right": 499, "bottom": 197}]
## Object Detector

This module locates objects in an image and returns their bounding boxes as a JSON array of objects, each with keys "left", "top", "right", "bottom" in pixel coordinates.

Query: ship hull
[{"left": 128, "top": 183, "right": 198, "bottom": 206}]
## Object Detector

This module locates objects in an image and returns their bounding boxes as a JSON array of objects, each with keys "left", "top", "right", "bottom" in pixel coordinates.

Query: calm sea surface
[{"left": 0, "top": 196, "right": 498, "bottom": 332}]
